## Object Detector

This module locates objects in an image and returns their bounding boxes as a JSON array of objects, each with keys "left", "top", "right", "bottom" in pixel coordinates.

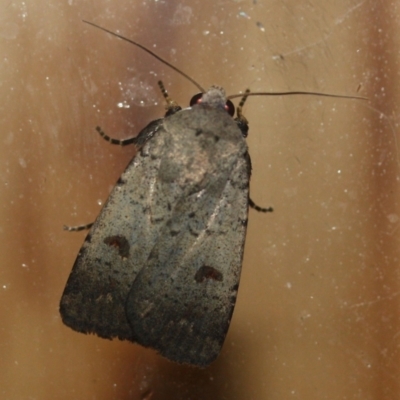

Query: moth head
[{"left": 190, "top": 86, "right": 235, "bottom": 116}]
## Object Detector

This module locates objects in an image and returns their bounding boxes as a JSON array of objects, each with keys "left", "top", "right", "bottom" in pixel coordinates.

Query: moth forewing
[
  {"left": 60, "top": 119, "right": 165, "bottom": 341},
  {"left": 125, "top": 105, "right": 250, "bottom": 366},
  {"left": 60, "top": 98, "right": 251, "bottom": 367}
]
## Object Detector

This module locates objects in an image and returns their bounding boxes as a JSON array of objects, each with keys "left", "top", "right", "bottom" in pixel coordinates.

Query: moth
[{"left": 60, "top": 21, "right": 362, "bottom": 367}]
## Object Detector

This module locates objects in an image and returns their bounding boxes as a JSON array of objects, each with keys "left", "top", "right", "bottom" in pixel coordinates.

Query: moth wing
[
  {"left": 125, "top": 106, "right": 250, "bottom": 366},
  {"left": 60, "top": 119, "right": 167, "bottom": 340},
  {"left": 61, "top": 105, "right": 250, "bottom": 367}
]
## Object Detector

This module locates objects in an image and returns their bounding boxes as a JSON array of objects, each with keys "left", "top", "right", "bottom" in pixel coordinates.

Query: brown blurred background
[{"left": 1, "top": 0, "right": 399, "bottom": 399}]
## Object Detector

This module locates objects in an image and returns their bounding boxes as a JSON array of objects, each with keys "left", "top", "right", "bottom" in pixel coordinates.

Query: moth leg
[
  {"left": 64, "top": 81, "right": 184, "bottom": 231},
  {"left": 63, "top": 222, "right": 94, "bottom": 232},
  {"left": 234, "top": 89, "right": 250, "bottom": 138},
  {"left": 96, "top": 81, "right": 178, "bottom": 147},
  {"left": 158, "top": 80, "right": 182, "bottom": 116},
  {"left": 63, "top": 127, "right": 136, "bottom": 233},
  {"left": 236, "top": 90, "right": 272, "bottom": 214},
  {"left": 96, "top": 126, "right": 138, "bottom": 146},
  {"left": 249, "top": 198, "right": 273, "bottom": 213}
]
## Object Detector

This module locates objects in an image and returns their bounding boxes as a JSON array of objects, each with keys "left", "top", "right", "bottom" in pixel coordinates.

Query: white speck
[
  {"left": 117, "top": 101, "right": 130, "bottom": 109},
  {"left": 238, "top": 11, "right": 251, "bottom": 19},
  {"left": 118, "top": 78, "right": 158, "bottom": 107},
  {"left": 285, "top": 282, "right": 292, "bottom": 289},
  {"left": 19, "top": 2, "right": 28, "bottom": 20},
  {"left": 272, "top": 54, "right": 284, "bottom": 61},
  {"left": 256, "top": 21, "right": 265, "bottom": 32},
  {"left": 19, "top": 158, "right": 27, "bottom": 168},
  {"left": 300, "top": 310, "right": 311, "bottom": 319}
]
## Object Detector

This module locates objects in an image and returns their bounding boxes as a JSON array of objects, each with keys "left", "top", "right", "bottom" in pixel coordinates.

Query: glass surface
[{"left": 1, "top": 0, "right": 399, "bottom": 399}]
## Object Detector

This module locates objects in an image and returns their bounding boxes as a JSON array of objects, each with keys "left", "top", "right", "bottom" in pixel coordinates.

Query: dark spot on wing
[
  {"left": 194, "top": 265, "right": 223, "bottom": 283},
  {"left": 103, "top": 235, "right": 130, "bottom": 258}
]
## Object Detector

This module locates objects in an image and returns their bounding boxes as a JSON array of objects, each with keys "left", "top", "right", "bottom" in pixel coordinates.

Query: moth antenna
[
  {"left": 228, "top": 91, "right": 368, "bottom": 101},
  {"left": 83, "top": 20, "right": 205, "bottom": 93}
]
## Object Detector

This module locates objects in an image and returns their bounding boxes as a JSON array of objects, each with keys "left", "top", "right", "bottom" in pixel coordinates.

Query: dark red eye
[
  {"left": 190, "top": 93, "right": 203, "bottom": 107},
  {"left": 190, "top": 93, "right": 235, "bottom": 117},
  {"left": 225, "top": 100, "right": 235, "bottom": 116}
]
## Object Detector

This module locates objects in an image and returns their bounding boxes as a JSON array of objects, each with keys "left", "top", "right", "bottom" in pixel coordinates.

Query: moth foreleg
[
  {"left": 249, "top": 198, "right": 273, "bottom": 213},
  {"left": 96, "top": 126, "right": 138, "bottom": 146}
]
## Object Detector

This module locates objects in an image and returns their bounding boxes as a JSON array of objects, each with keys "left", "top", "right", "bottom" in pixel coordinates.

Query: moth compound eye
[
  {"left": 225, "top": 100, "right": 235, "bottom": 117},
  {"left": 190, "top": 93, "right": 203, "bottom": 107}
]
